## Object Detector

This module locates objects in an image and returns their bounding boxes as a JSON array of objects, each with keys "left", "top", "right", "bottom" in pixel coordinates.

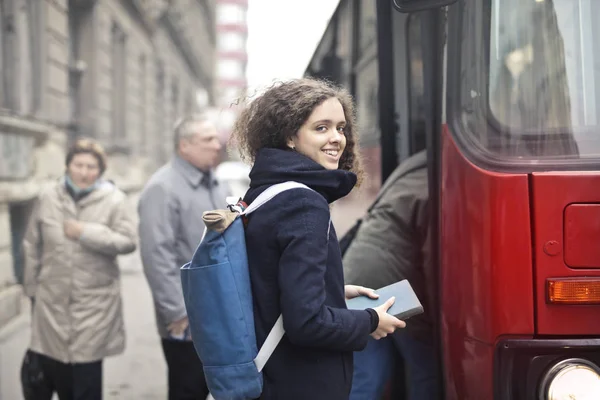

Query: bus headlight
[{"left": 541, "top": 358, "right": 600, "bottom": 400}]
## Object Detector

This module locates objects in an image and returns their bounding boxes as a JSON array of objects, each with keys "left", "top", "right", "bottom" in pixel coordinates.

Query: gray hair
[{"left": 173, "top": 113, "right": 211, "bottom": 150}]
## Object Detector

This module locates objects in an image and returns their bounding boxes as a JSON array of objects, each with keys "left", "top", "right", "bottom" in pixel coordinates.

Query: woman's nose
[{"left": 330, "top": 131, "right": 342, "bottom": 143}]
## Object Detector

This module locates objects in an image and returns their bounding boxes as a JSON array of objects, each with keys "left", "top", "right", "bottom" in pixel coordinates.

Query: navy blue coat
[{"left": 244, "top": 148, "right": 376, "bottom": 400}]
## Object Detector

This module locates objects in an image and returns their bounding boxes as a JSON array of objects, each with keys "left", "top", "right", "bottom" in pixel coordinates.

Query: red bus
[{"left": 308, "top": 0, "right": 600, "bottom": 398}]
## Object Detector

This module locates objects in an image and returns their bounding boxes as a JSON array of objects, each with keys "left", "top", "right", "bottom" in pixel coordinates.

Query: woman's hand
[
  {"left": 64, "top": 220, "right": 84, "bottom": 240},
  {"left": 345, "top": 285, "right": 379, "bottom": 300},
  {"left": 370, "top": 296, "right": 406, "bottom": 340}
]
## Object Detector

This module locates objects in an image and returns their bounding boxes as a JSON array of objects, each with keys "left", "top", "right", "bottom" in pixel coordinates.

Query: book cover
[{"left": 346, "top": 279, "right": 424, "bottom": 320}]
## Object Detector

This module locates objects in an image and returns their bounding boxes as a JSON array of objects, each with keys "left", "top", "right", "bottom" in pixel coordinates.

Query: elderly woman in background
[{"left": 21, "top": 138, "right": 137, "bottom": 400}]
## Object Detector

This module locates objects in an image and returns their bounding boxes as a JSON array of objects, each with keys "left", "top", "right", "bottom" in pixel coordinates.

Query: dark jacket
[
  {"left": 343, "top": 150, "right": 434, "bottom": 343},
  {"left": 244, "top": 148, "right": 375, "bottom": 400}
]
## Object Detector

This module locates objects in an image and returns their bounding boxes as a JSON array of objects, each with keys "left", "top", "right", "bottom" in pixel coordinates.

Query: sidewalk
[{"left": 104, "top": 252, "right": 167, "bottom": 399}]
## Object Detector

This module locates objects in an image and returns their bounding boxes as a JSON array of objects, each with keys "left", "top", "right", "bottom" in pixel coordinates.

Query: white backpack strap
[
  {"left": 254, "top": 314, "right": 284, "bottom": 372},
  {"left": 241, "top": 181, "right": 311, "bottom": 216}
]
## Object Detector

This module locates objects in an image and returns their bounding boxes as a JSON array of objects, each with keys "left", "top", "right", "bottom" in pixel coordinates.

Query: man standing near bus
[
  {"left": 138, "top": 114, "right": 229, "bottom": 400},
  {"left": 343, "top": 149, "right": 442, "bottom": 400}
]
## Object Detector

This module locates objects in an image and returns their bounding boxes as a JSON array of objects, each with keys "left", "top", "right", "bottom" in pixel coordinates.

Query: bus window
[
  {"left": 456, "top": 0, "right": 600, "bottom": 166},
  {"left": 407, "top": 13, "right": 427, "bottom": 154}
]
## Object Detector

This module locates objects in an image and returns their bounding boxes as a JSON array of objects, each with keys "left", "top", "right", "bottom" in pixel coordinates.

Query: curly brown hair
[{"left": 231, "top": 78, "right": 363, "bottom": 182}]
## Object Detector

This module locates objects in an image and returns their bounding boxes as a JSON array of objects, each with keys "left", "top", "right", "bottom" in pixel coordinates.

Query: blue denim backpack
[{"left": 181, "top": 181, "right": 311, "bottom": 400}]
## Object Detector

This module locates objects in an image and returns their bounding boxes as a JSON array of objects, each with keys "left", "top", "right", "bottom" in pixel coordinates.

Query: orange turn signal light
[{"left": 547, "top": 278, "right": 600, "bottom": 305}]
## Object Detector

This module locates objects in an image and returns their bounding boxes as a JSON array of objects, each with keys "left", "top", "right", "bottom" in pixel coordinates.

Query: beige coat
[{"left": 22, "top": 179, "right": 137, "bottom": 363}]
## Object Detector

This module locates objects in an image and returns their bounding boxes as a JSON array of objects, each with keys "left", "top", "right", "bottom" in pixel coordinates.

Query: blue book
[{"left": 346, "top": 280, "right": 424, "bottom": 320}]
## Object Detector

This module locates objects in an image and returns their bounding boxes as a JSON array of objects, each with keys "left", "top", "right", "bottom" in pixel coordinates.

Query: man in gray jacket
[
  {"left": 138, "top": 114, "right": 230, "bottom": 400},
  {"left": 344, "top": 150, "right": 442, "bottom": 399}
]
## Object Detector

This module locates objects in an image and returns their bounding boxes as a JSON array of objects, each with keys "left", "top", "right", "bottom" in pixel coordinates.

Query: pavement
[{"left": 104, "top": 252, "right": 167, "bottom": 400}]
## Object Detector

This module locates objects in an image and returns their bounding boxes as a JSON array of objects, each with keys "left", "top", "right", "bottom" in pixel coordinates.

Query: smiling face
[{"left": 287, "top": 97, "right": 347, "bottom": 170}]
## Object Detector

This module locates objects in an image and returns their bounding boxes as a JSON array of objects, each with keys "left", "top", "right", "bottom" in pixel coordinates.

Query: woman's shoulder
[
  {"left": 246, "top": 187, "right": 328, "bottom": 228},
  {"left": 96, "top": 181, "right": 128, "bottom": 203},
  {"left": 256, "top": 186, "right": 328, "bottom": 213}
]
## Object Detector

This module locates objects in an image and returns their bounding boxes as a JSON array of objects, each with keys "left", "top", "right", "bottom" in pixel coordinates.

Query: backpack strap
[
  {"left": 241, "top": 181, "right": 313, "bottom": 373},
  {"left": 254, "top": 315, "right": 284, "bottom": 372},
  {"left": 241, "top": 181, "right": 311, "bottom": 216}
]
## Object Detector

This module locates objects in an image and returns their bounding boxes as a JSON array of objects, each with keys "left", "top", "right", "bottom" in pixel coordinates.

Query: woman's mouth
[{"left": 322, "top": 149, "right": 340, "bottom": 158}]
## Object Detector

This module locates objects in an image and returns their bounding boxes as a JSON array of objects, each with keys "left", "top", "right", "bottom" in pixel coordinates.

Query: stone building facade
[{"left": 0, "top": 1, "right": 216, "bottom": 398}]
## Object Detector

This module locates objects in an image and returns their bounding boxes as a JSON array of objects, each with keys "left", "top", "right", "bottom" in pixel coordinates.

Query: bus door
[{"left": 444, "top": 0, "right": 600, "bottom": 399}]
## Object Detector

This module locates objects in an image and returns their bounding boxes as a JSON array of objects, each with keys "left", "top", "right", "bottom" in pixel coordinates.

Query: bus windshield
[{"left": 488, "top": 0, "right": 600, "bottom": 160}]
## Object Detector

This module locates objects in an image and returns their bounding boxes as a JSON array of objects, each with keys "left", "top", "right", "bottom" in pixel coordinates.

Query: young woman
[
  {"left": 22, "top": 138, "right": 137, "bottom": 400},
  {"left": 232, "top": 78, "right": 406, "bottom": 399}
]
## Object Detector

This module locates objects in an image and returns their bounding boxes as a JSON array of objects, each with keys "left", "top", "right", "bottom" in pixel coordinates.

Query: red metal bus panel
[
  {"left": 440, "top": 127, "right": 535, "bottom": 399},
  {"left": 531, "top": 173, "right": 600, "bottom": 335},
  {"left": 564, "top": 203, "right": 600, "bottom": 268}
]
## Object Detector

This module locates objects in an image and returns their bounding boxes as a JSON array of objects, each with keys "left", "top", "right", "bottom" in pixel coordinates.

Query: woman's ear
[{"left": 286, "top": 137, "right": 295, "bottom": 150}]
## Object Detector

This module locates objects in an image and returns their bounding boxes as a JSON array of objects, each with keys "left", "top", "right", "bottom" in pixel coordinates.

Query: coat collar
[
  {"left": 57, "top": 178, "right": 115, "bottom": 209},
  {"left": 172, "top": 155, "right": 217, "bottom": 189},
  {"left": 245, "top": 148, "right": 356, "bottom": 204}
]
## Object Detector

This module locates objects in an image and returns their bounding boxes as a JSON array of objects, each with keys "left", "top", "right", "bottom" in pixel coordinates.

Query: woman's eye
[
  {"left": 337, "top": 126, "right": 346, "bottom": 134},
  {"left": 316, "top": 126, "right": 327, "bottom": 132}
]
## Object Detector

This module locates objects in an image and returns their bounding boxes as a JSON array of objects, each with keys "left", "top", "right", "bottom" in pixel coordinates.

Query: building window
[
  {"left": 27, "top": 0, "right": 41, "bottom": 114},
  {"left": 15, "top": 0, "right": 32, "bottom": 114},
  {"left": 155, "top": 60, "right": 165, "bottom": 162},
  {"left": 407, "top": 13, "right": 426, "bottom": 154},
  {"left": 171, "top": 79, "right": 179, "bottom": 122},
  {"left": 218, "top": 59, "right": 244, "bottom": 80},
  {"left": 0, "top": 0, "right": 17, "bottom": 110},
  {"left": 217, "top": 32, "right": 245, "bottom": 52},
  {"left": 0, "top": 0, "right": 39, "bottom": 114},
  {"left": 10, "top": 200, "right": 35, "bottom": 284},
  {"left": 217, "top": 4, "right": 246, "bottom": 25},
  {"left": 358, "top": 1, "right": 377, "bottom": 56},
  {"left": 0, "top": 1, "right": 5, "bottom": 109},
  {"left": 111, "top": 22, "right": 127, "bottom": 144}
]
